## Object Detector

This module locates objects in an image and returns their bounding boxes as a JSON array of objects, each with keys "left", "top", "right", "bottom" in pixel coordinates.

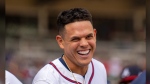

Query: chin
[{"left": 80, "top": 60, "right": 91, "bottom": 66}]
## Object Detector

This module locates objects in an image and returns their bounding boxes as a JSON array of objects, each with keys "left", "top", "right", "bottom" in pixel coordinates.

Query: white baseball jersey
[
  {"left": 5, "top": 70, "right": 22, "bottom": 84},
  {"left": 32, "top": 58, "right": 107, "bottom": 84}
]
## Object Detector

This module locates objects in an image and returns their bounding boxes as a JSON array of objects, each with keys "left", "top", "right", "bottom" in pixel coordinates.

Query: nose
[{"left": 79, "top": 38, "right": 88, "bottom": 48}]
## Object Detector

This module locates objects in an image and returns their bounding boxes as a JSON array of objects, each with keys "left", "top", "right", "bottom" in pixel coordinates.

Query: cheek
[
  {"left": 64, "top": 43, "right": 76, "bottom": 51},
  {"left": 66, "top": 43, "right": 79, "bottom": 53},
  {"left": 89, "top": 40, "right": 96, "bottom": 46}
]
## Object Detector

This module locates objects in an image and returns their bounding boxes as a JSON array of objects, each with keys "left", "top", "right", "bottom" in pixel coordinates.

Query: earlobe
[{"left": 56, "top": 35, "right": 64, "bottom": 49}]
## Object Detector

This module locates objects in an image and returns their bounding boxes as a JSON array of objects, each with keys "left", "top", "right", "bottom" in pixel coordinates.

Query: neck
[{"left": 63, "top": 56, "right": 88, "bottom": 76}]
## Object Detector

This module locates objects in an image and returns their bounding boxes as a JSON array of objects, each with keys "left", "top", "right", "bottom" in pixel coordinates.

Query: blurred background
[{"left": 4, "top": 0, "right": 145, "bottom": 84}]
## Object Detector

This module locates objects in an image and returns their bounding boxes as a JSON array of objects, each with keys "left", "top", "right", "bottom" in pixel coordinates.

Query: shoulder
[
  {"left": 92, "top": 58, "right": 105, "bottom": 68},
  {"left": 90, "top": 59, "right": 107, "bottom": 83},
  {"left": 32, "top": 59, "right": 61, "bottom": 84},
  {"left": 5, "top": 70, "right": 22, "bottom": 84},
  {"left": 33, "top": 64, "right": 55, "bottom": 78},
  {"left": 91, "top": 58, "right": 106, "bottom": 74},
  {"left": 131, "top": 71, "right": 146, "bottom": 84}
]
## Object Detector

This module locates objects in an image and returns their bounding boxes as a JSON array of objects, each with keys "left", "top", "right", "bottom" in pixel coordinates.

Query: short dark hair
[{"left": 57, "top": 8, "right": 93, "bottom": 36}]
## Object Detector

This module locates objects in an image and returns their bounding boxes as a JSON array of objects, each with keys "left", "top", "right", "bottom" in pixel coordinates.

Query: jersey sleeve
[
  {"left": 5, "top": 70, "right": 23, "bottom": 84},
  {"left": 92, "top": 59, "right": 107, "bottom": 84},
  {"left": 32, "top": 81, "right": 50, "bottom": 84}
]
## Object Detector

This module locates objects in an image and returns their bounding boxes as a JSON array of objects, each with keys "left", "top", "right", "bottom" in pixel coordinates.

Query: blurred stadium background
[{"left": 4, "top": 0, "right": 145, "bottom": 84}]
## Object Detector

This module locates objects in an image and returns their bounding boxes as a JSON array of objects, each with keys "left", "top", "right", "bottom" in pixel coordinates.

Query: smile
[{"left": 77, "top": 50, "right": 90, "bottom": 55}]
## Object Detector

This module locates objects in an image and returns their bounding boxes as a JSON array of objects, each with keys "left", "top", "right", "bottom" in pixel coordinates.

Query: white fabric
[
  {"left": 121, "top": 68, "right": 130, "bottom": 78},
  {"left": 32, "top": 58, "right": 107, "bottom": 84},
  {"left": 5, "top": 70, "right": 22, "bottom": 84}
]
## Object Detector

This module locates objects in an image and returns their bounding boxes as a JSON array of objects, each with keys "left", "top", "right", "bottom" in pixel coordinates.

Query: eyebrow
[
  {"left": 70, "top": 33, "right": 93, "bottom": 39},
  {"left": 87, "top": 33, "right": 93, "bottom": 36}
]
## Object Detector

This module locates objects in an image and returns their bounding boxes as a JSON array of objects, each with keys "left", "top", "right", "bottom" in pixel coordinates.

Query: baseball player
[
  {"left": 32, "top": 8, "right": 107, "bottom": 84},
  {"left": 5, "top": 70, "right": 22, "bottom": 84}
]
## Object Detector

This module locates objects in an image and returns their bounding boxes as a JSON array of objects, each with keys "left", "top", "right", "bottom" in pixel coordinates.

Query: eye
[
  {"left": 71, "top": 37, "right": 80, "bottom": 42},
  {"left": 86, "top": 35, "right": 93, "bottom": 39}
]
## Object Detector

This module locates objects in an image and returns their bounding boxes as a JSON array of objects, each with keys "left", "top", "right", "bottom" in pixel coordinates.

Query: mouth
[{"left": 77, "top": 49, "right": 90, "bottom": 55}]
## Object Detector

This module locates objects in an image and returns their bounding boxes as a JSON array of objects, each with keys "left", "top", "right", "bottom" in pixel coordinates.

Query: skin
[{"left": 56, "top": 21, "right": 97, "bottom": 76}]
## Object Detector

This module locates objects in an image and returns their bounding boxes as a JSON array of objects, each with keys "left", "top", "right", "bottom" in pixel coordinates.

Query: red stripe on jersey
[
  {"left": 49, "top": 62, "right": 82, "bottom": 84},
  {"left": 88, "top": 61, "right": 94, "bottom": 84},
  {"left": 49, "top": 61, "right": 94, "bottom": 84}
]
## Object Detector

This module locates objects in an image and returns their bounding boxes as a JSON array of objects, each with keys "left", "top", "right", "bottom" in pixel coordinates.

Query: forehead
[{"left": 64, "top": 21, "right": 93, "bottom": 36}]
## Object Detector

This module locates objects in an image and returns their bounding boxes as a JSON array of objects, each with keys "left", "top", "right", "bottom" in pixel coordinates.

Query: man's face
[{"left": 56, "top": 21, "right": 97, "bottom": 67}]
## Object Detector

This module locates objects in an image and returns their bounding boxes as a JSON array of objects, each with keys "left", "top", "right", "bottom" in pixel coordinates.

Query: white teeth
[{"left": 78, "top": 50, "right": 90, "bottom": 55}]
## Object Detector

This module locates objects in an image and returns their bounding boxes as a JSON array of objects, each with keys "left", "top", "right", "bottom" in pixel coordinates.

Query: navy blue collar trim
[
  {"left": 59, "top": 56, "right": 70, "bottom": 71},
  {"left": 59, "top": 55, "right": 85, "bottom": 78}
]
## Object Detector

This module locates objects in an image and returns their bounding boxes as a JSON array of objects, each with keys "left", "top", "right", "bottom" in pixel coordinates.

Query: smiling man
[{"left": 32, "top": 8, "right": 107, "bottom": 84}]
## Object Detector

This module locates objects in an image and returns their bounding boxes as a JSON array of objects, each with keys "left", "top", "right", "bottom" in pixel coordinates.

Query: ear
[
  {"left": 56, "top": 35, "right": 64, "bottom": 49},
  {"left": 93, "top": 28, "right": 97, "bottom": 38}
]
